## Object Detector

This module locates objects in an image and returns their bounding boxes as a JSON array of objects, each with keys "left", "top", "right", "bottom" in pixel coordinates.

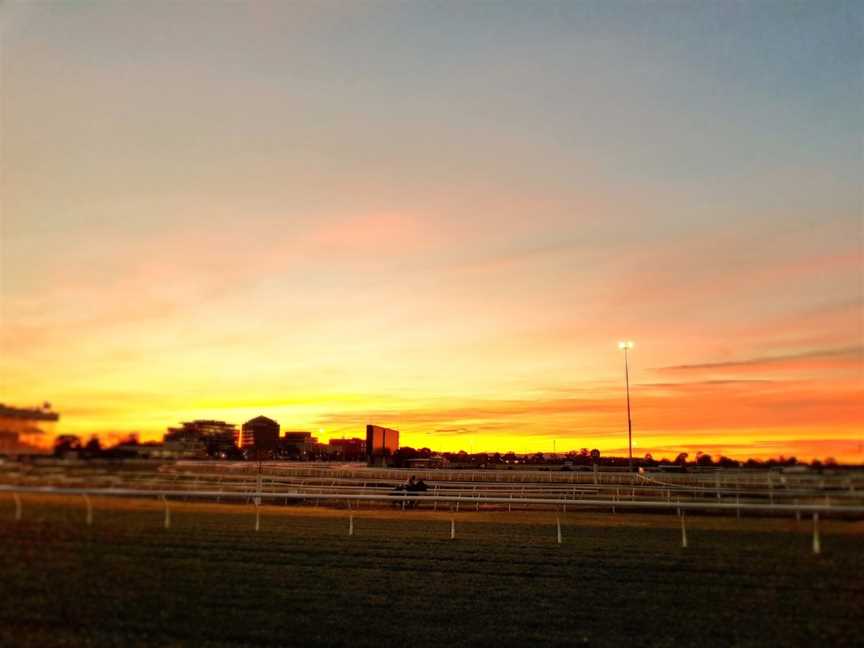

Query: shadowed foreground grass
[{"left": 1, "top": 497, "right": 862, "bottom": 647}]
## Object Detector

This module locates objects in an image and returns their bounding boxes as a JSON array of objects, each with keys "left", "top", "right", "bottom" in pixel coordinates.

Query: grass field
[{"left": 1, "top": 496, "right": 862, "bottom": 647}]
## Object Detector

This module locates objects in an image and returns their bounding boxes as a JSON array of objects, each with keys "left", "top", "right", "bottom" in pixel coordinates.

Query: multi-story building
[
  {"left": 163, "top": 419, "right": 238, "bottom": 458},
  {"left": 241, "top": 416, "right": 280, "bottom": 452},
  {"left": 280, "top": 431, "right": 318, "bottom": 458},
  {"left": 328, "top": 437, "right": 367, "bottom": 461}
]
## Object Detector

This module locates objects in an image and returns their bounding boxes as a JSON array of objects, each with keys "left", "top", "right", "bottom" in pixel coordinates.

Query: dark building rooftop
[
  {"left": 0, "top": 403, "right": 60, "bottom": 422},
  {"left": 243, "top": 416, "right": 279, "bottom": 427}
]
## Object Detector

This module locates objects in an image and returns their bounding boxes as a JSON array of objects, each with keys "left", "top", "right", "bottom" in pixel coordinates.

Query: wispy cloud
[
  {"left": 655, "top": 347, "right": 862, "bottom": 374},
  {"left": 315, "top": 378, "right": 863, "bottom": 438}
]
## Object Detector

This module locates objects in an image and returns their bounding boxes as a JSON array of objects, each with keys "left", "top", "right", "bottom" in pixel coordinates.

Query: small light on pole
[{"left": 618, "top": 340, "right": 635, "bottom": 471}]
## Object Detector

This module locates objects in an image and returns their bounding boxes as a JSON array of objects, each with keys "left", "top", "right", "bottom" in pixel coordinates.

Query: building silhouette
[
  {"left": 280, "top": 431, "right": 318, "bottom": 458},
  {"left": 241, "top": 416, "right": 280, "bottom": 452},
  {"left": 0, "top": 403, "right": 59, "bottom": 454},
  {"left": 328, "top": 437, "right": 366, "bottom": 461},
  {"left": 163, "top": 420, "right": 238, "bottom": 458},
  {"left": 366, "top": 424, "right": 399, "bottom": 465}
]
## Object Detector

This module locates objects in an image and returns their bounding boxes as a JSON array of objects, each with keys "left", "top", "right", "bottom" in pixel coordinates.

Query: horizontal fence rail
[
  {"left": 3, "top": 484, "right": 864, "bottom": 515},
  {"left": 6, "top": 475, "right": 860, "bottom": 507}
]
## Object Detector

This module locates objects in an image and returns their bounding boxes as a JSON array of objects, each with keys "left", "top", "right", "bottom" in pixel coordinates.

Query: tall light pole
[{"left": 618, "top": 340, "right": 635, "bottom": 472}]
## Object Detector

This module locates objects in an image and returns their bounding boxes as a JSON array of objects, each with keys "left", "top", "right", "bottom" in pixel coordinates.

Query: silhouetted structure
[
  {"left": 0, "top": 403, "right": 59, "bottom": 453},
  {"left": 164, "top": 420, "right": 238, "bottom": 458},
  {"left": 241, "top": 416, "right": 280, "bottom": 451},
  {"left": 366, "top": 424, "right": 399, "bottom": 465},
  {"left": 328, "top": 437, "right": 366, "bottom": 461},
  {"left": 280, "top": 431, "right": 318, "bottom": 458}
]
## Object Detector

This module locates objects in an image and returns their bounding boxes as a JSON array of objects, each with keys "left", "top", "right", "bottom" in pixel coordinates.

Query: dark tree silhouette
[
  {"left": 53, "top": 435, "right": 81, "bottom": 457},
  {"left": 82, "top": 436, "right": 102, "bottom": 458},
  {"left": 696, "top": 452, "right": 714, "bottom": 467}
]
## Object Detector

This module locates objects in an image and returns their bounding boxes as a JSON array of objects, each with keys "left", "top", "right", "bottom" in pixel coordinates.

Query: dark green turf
[{"left": 1, "top": 502, "right": 861, "bottom": 647}]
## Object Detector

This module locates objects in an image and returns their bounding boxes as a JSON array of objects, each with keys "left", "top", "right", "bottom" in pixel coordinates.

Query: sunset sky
[{"left": 2, "top": 1, "right": 862, "bottom": 461}]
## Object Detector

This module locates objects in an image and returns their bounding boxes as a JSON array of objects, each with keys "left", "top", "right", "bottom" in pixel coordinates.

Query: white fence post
[
  {"left": 254, "top": 501, "right": 261, "bottom": 532},
  {"left": 556, "top": 517, "right": 562, "bottom": 545},
  {"left": 680, "top": 512, "right": 688, "bottom": 548},
  {"left": 83, "top": 494, "right": 93, "bottom": 526},
  {"left": 450, "top": 518, "right": 455, "bottom": 540},
  {"left": 812, "top": 513, "right": 821, "bottom": 555},
  {"left": 162, "top": 496, "right": 171, "bottom": 529},
  {"left": 348, "top": 515, "right": 354, "bottom": 537},
  {"left": 13, "top": 492, "right": 22, "bottom": 521}
]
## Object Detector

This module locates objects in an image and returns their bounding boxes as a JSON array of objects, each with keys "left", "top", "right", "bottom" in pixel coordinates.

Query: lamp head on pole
[{"left": 618, "top": 340, "right": 635, "bottom": 350}]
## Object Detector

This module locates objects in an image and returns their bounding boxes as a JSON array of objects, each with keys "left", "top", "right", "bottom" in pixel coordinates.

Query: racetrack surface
[{"left": 1, "top": 497, "right": 862, "bottom": 647}]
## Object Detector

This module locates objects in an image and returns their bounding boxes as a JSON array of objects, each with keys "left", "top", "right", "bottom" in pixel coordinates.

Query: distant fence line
[
  {"left": 8, "top": 474, "right": 862, "bottom": 506},
  {"left": 5, "top": 460, "right": 861, "bottom": 496},
  {"left": 168, "top": 461, "right": 864, "bottom": 490},
  {"left": 2, "top": 484, "right": 864, "bottom": 516}
]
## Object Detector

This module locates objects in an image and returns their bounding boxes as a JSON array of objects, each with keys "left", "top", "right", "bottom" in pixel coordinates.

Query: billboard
[{"left": 365, "top": 424, "right": 399, "bottom": 458}]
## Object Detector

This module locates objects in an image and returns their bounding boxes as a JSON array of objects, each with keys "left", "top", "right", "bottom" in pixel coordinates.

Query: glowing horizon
[{"left": 2, "top": 2, "right": 862, "bottom": 463}]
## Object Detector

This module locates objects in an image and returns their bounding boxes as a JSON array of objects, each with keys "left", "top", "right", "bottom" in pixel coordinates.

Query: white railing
[{"left": 2, "top": 484, "right": 863, "bottom": 515}]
